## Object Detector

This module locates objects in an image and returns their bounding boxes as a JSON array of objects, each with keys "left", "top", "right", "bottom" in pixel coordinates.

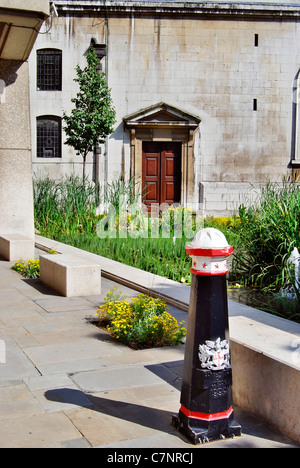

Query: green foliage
[
  {"left": 33, "top": 175, "right": 245, "bottom": 286},
  {"left": 11, "top": 251, "right": 59, "bottom": 279},
  {"left": 232, "top": 181, "right": 300, "bottom": 291},
  {"left": 97, "top": 287, "right": 187, "bottom": 349},
  {"left": 33, "top": 175, "right": 150, "bottom": 239},
  {"left": 61, "top": 234, "right": 193, "bottom": 284},
  {"left": 34, "top": 175, "right": 100, "bottom": 237},
  {"left": 63, "top": 48, "right": 116, "bottom": 177},
  {"left": 204, "top": 215, "right": 241, "bottom": 248},
  {"left": 12, "top": 259, "right": 40, "bottom": 278},
  {"left": 101, "top": 176, "right": 142, "bottom": 213}
]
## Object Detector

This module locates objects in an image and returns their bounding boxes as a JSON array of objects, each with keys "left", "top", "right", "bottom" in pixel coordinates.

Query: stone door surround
[{"left": 124, "top": 102, "right": 200, "bottom": 206}]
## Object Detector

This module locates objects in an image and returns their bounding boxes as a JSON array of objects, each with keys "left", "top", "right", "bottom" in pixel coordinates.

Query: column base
[{"left": 172, "top": 412, "right": 241, "bottom": 445}]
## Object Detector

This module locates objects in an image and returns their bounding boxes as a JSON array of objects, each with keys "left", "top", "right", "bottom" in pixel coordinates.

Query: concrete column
[{"left": 0, "top": 60, "right": 34, "bottom": 240}]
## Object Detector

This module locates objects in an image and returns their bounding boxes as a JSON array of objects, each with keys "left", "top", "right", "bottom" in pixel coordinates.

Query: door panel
[
  {"left": 142, "top": 144, "right": 160, "bottom": 206},
  {"left": 146, "top": 182, "right": 158, "bottom": 203},
  {"left": 165, "top": 158, "right": 174, "bottom": 176},
  {"left": 165, "top": 182, "right": 175, "bottom": 201},
  {"left": 142, "top": 142, "right": 181, "bottom": 209},
  {"left": 161, "top": 144, "right": 181, "bottom": 206},
  {"left": 146, "top": 157, "right": 158, "bottom": 176}
]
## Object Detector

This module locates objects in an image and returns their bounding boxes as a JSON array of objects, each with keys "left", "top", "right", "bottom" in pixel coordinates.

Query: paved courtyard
[{"left": 0, "top": 257, "right": 299, "bottom": 449}]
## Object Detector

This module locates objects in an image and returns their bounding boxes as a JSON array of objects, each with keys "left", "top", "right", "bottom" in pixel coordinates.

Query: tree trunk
[{"left": 83, "top": 153, "right": 87, "bottom": 179}]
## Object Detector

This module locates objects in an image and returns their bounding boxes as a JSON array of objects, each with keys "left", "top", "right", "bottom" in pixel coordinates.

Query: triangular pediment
[
  {"left": 124, "top": 102, "right": 200, "bottom": 128},
  {"left": 140, "top": 110, "right": 185, "bottom": 123}
]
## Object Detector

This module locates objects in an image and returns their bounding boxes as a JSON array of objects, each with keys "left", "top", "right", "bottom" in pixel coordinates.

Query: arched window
[
  {"left": 37, "top": 116, "right": 62, "bottom": 158},
  {"left": 37, "top": 49, "right": 62, "bottom": 91}
]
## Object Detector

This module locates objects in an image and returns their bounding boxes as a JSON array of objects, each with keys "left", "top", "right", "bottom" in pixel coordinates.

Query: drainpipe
[{"left": 103, "top": 5, "right": 109, "bottom": 188}]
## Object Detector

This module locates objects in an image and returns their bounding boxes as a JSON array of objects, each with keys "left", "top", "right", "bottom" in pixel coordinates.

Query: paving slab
[
  {"left": 66, "top": 405, "right": 156, "bottom": 447},
  {"left": 0, "top": 412, "right": 82, "bottom": 448},
  {"left": 34, "top": 297, "right": 96, "bottom": 313},
  {"left": 0, "top": 337, "right": 40, "bottom": 382},
  {"left": 23, "top": 338, "right": 122, "bottom": 367},
  {"left": 24, "top": 329, "right": 88, "bottom": 346},
  {"left": 70, "top": 365, "right": 169, "bottom": 393},
  {"left": 34, "top": 358, "right": 120, "bottom": 377},
  {"left": 0, "top": 383, "right": 44, "bottom": 420},
  {"left": 24, "top": 373, "right": 74, "bottom": 391},
  {"left": 34, "top": 385, "right": 93, "bottom": 413},
  {"left": 61, "top": 438, "right": 91, "bottom": 449}
]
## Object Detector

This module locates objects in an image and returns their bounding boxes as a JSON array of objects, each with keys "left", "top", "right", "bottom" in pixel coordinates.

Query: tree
[{"left": 63, "top": 48, "right": 116, "bottom": 179}]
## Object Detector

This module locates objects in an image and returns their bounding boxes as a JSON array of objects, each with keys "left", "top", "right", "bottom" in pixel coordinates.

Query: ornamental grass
[
  {"left": 97, "top": 287, "right": 187, "bottom": 349},
  {"left": 231, "top": 180, "right": 300, "bottom": 292}
]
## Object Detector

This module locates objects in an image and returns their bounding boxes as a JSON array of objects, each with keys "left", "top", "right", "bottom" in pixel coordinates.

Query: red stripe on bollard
[
  {"left": 190, "top": 268, "right": 229, "bottom": 276},
  {"left": 185, "top": 246, "right": 233, "bottom": 257},
  {"left": 180, "top": 405, "right": 233, "bottom": 421}
]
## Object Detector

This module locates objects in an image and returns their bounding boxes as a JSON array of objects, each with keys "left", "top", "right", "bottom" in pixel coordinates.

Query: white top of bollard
[{"left": 190, "top": 228, "right": 229, "bottom": 249}]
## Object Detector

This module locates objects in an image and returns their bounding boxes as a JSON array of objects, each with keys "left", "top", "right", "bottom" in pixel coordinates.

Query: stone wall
[{"left": 29, "top": 4, "right": 300, "bottom": 215}]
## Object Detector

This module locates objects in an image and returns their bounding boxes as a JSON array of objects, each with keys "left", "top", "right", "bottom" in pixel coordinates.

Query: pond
[{"left": 227, "top": 284, "right": 300, "bottom": 324}]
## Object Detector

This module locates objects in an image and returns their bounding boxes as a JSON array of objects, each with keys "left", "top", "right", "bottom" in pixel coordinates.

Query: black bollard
[{"left": 172, "top": 228, "right": 241, "bottom": 444}]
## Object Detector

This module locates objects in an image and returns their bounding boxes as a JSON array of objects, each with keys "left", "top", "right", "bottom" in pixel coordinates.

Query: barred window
[
  {"left": 37, "top": 116, "right": 62, "bottom": 158},
  {"left": 37, "top": 49, "right": 62, "bottom": 91}
]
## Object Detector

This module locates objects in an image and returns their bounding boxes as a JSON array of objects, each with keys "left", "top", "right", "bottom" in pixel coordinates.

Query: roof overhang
[
  {"left": 0, "top": 1, "right": 49, "bottom": 61},
  {"left": 124, "top": 102, "right": 200, "bottom": 130},
  {"left": 54, "top": 1, "right": 300, "bottom": 21}
]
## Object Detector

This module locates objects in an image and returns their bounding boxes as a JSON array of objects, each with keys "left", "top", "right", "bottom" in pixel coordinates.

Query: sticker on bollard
[{"left": 172, "top": 228, "right": 241, "bottom": 444}]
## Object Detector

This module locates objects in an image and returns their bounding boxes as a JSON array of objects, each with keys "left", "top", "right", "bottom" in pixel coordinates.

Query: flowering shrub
[
  {"left": 12, "top": 259, "right": 40, "bottom": 279},
  {"left": 204, "top": 216, "right": 241, "bottom": 230},
  {"left": 97, "top": 287, "right": 187, "bottom": 349},
  {"left": 48, "top": 249, "right": 59, "bottom": 255},
  {"left": 11, "top": 251, "right": 58, "bottom": 279}
]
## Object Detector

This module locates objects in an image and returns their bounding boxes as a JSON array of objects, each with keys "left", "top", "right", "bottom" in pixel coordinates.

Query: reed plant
[
  {"left": 231, "top": 180, "right": 300, "bottom": 292},
  {"left": 34, "top": 175, "right": 144, "bottom": 239},
  {"left": 100, "top": 176, "right": 141, "bottom": 213},
  {"left": 58, "top": 234, "right": 192, "bottom": 284},
  {"left": 34, "top": 175, "right": 99, "bottom": 238}
]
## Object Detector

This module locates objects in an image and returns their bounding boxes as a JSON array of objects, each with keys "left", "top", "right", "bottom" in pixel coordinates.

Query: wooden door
[{"left": 142, "top": 142, "right": 181, "bottom": 209}]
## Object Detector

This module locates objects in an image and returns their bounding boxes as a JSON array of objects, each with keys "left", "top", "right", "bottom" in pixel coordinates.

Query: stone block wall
[{"left": 29, "top": 4, "right": 300, "bottom": 215}]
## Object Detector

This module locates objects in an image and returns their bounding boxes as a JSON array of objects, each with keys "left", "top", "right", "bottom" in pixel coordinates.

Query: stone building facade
[{"left": 29, "top": 0, "right": 300, "bottom": 215}]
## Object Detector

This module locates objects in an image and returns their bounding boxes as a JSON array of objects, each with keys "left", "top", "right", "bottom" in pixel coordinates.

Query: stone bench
[
  {"left": 39, "top": 253, "right": 101, "bottom": 297},
  {"left": 0, "top": 234, "right": 35, "bottom": 261}
]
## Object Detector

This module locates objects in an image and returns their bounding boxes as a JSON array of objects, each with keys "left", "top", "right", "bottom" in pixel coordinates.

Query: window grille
[
  {"left": 37, "top": 49, "right": 62, "bottom": 91},
  {"left": 37, "top": 116, "right": 62, "bottom": 158}
]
